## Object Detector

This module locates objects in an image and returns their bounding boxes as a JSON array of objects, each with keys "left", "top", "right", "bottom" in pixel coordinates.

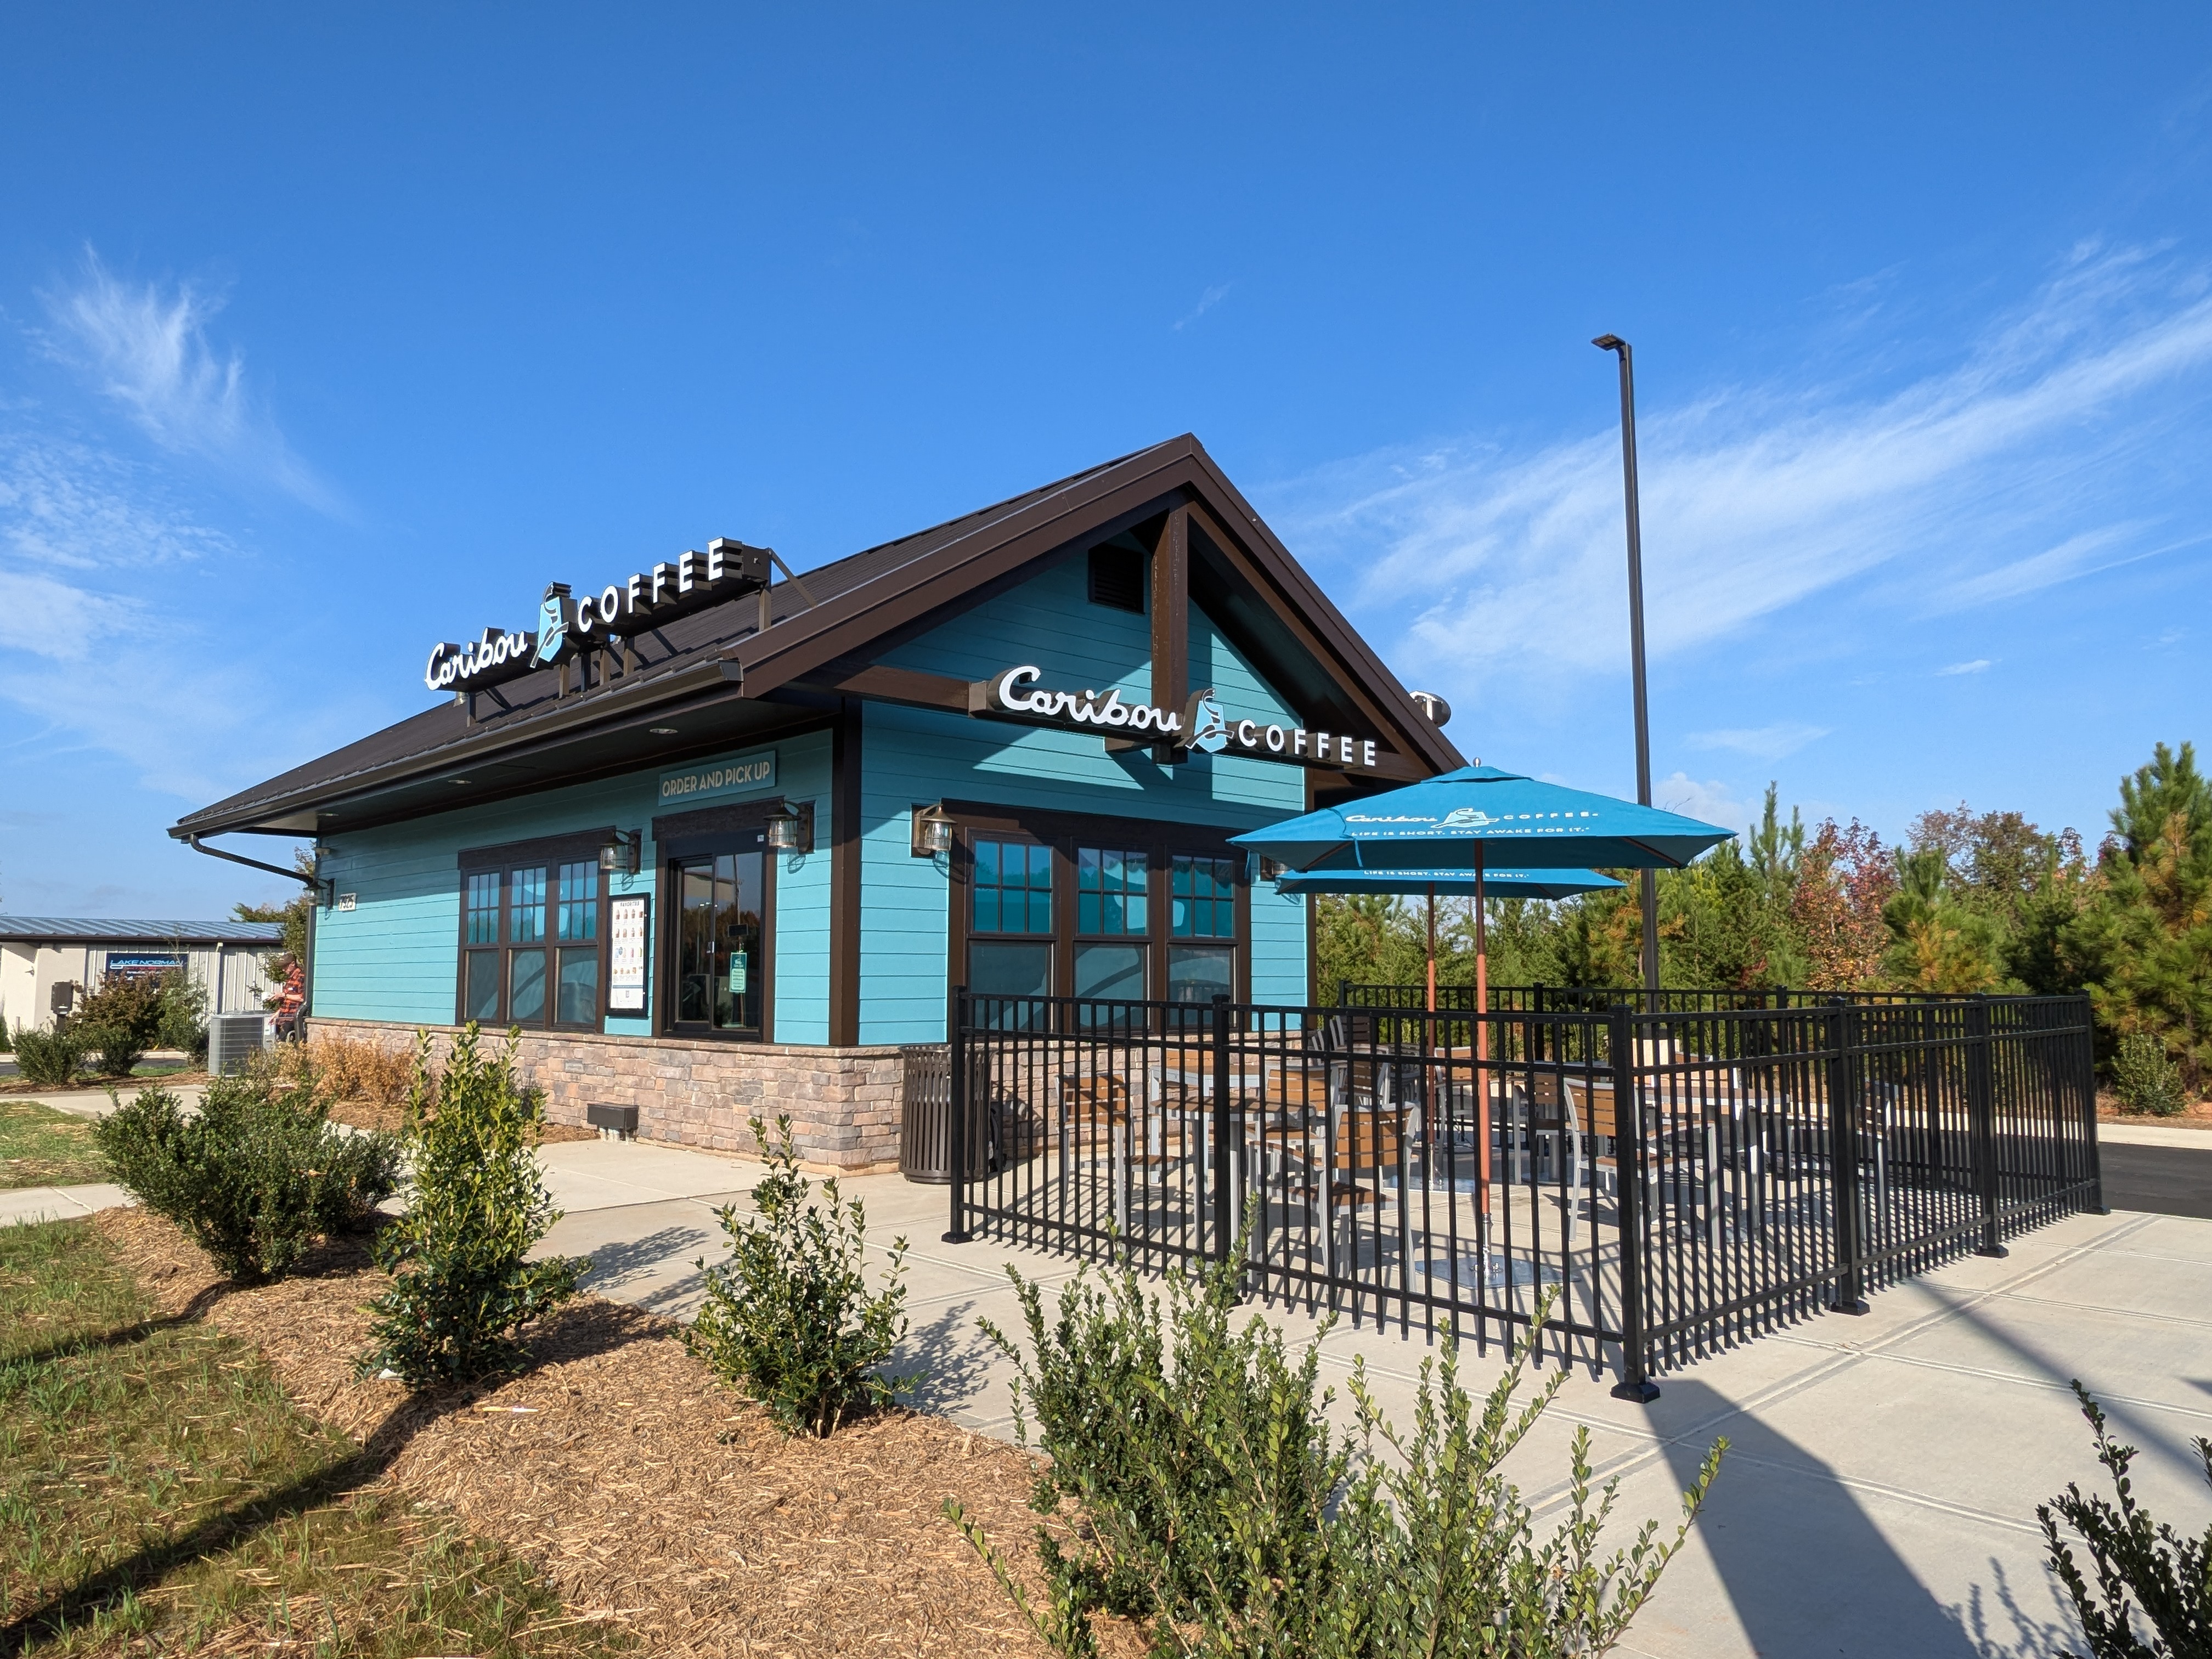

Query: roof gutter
[{"left": 184, "top": 834, "right": 324, "bottom": 894}]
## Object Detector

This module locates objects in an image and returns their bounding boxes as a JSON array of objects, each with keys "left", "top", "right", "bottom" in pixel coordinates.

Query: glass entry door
[{"left": 672, "top": 838, "right": 765, "bottom": 1036}]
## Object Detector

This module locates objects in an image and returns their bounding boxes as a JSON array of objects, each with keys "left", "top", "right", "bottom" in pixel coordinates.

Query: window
[
  {"left": 957, "top": 821, "right": 1246, "bottom": 1011},
  {"left": 1075, "top": 846, "right": 1148, "bottom": 1004},
  {"left": 1087, "top": 543, "right": 1146, "bottom": 613},
  {"left": 458, "top": 857, "right": 603, "bottom": 1030},
  {"left": 1170, "top": 855, "right": 1238, "bottom": 1006},
  {"left": 970, "top": 837, "right": 1054, "bottom": 1015}
]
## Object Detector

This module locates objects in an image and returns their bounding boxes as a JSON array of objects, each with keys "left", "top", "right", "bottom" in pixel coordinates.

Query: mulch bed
[
  {"left": 2094, "top": 1090, "right": 2212, "bottom": 1131},
  {"left": 93, "top": 1207, "right": 1102, "bottom": 1657}
]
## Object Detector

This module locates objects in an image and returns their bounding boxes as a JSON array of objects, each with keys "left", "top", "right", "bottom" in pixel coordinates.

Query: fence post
[
  {"left": 2080, "top": 994, "right": 2109, "bottom": 1215},
  {"left": 943, "top": 985, "right": 973, "bottom": 1244},
  {"left": 1607, "top": 1002, "right": 1660, "bottom": 1402},
  {"left": 1212, "top": 994, "right": 1234, "bottom": 1264},
  {"left": 1968, "top": 995, "right": 2007, "bottom": 1257},
  {"left": 1827, "top": 1000, "right": 1869, "bottom": 1314}
]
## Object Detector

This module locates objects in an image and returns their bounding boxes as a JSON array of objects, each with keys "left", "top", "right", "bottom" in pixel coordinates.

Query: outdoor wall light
[
  {"left": 599, "top": 830, "right": 642, "bottom": 875},
  {"left": 1257, "top": 856, "right": 1285, "bottom": 882},
  {"left": 911, "top": 803, "right": 955, "bottom": 858},
  {"left": 765, "top": 800, "right": 814, "bottom": 855}
]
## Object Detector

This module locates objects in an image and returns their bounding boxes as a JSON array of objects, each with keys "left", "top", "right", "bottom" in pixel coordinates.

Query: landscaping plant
[
  {"left": 154, "top": 967, "right": 211, "bottom": 1062},
  {"left": 2039, "top": 1381, "right": 2209, "bottom": 1656},
  {"left": 72, "top": 972, "right": 169, "bottom": 1076},
  {"left": 950, "top": 1243, "right": 1723, "bottom": 1658},
  {"left": 358, "top": 1025, "right": 585, "bottom": 1389},
  {"left": 94, "top": 1073, "right": 401, "bottom": 1282},
  {"left": 9, "top": 1020, "right": 87, "bottom": 1087},
  {"left": 688, "top": 1114, "right": 915, "bottom": 1437},
  {"left": 2112, "top": 1033, "right": 2188, "bottom": 1119}
]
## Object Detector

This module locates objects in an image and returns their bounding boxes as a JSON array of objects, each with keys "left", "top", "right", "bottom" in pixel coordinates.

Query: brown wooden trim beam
[
  {"left": 1150, "top": 505, "right": 1189, "bottom": 763},
  {"left": 829, "top": 697, "right": 864, "bottom": 1046}
]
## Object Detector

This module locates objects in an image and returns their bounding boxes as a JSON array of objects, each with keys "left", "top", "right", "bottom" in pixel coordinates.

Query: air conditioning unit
[{"left": 208, "top": 1013, "right": 267, "bottom": 1076}]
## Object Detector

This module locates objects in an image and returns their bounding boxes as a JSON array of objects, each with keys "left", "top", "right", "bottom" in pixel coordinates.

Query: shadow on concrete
[
  {"left": 1945, "top": 1557, "right": 2078, "bottom": 1659},
  {"left": 574, "top": 1223, "right": 715, "bottom": 1295},
  {"left": 1655, "top": 1378, "right": 1980, "bottom": 1657},
  {"left": 899, "top": 1300, "right": 996, "bottom": 1417}
]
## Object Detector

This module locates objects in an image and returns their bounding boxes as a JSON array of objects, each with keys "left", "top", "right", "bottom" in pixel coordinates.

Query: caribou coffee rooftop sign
[
  {"left": 425, "top": 539, "right": 772, "bottom": 694},
  {"left": 969, "top": 664, "right": 1383, "bottom": 772}
]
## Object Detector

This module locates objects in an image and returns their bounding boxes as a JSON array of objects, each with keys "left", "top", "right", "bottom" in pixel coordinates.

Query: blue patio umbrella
[
  {"left": 1271, "top": 867, "right": 1622, "bottom": 902},
  {"left": 1231, "top": 764, "right": 1735, "bottom": 874},
  {"left": 1239, "top": 766, "right": 1732, "bottom": 1215}
]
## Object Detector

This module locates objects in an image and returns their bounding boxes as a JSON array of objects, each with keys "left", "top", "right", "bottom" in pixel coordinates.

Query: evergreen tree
[
  {"left": 2063, "top": 742, "right": 2212, "bottom": 1096},
  {"left": 1881, "top": 847, "right": 2007, "bottom": 992}
]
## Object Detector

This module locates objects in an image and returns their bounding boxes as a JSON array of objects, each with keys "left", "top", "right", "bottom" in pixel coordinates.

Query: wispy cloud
[
  {"left": 39, "top": 251, "right": 337, "bottom": 511},
  {"left": 1269, "top": 245, "right": 2212, "bottom": 709},
  {"left": 1686, "top": 721, "right": 1830, "bottom": 761},
  {"left": 1937, "top": 658, "right": 1993, "bottom": 676},
  {"left": 1175, "top": 282, "right": 1233, "bottom": 331},
  {"left": 1654, "top": 771, "right": 1750, "bottom": 830},
  {"left": 0, "top": 428, "right": 327, "bottom": 799}
]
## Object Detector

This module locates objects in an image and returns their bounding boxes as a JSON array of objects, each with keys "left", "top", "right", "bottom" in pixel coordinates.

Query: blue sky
[{"left": 2, "top": 5, "right": 2208, "bottom": 917}]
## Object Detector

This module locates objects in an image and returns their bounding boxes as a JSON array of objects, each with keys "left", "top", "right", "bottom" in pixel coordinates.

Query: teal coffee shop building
[{"left": 173, "top": 437, "right": 1463, "bottom": 1170}]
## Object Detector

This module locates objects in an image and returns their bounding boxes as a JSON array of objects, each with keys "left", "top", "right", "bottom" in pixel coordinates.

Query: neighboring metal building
[{"left": 0, "top": 917, "right": 283, "bottom": 1035}]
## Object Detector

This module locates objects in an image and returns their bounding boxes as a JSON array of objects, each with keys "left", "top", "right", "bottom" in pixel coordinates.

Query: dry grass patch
[
  {"left": 93, "top": 1206, "right": 1082, "bottom": 1657},
  {"left": 0, "top": 1098, "right": 108, "bottom": 1189}
]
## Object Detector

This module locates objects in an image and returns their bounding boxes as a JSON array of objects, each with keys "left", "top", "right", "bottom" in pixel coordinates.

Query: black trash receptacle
[{"left": 898, "top": 1043, "right": 990, "bottom": 1183}]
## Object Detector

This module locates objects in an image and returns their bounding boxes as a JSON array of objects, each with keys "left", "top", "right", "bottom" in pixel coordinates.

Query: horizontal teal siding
[
  {"left": 859, "top": 561, "right": 1310, "bottom": 1043},
  {"left": 312, "top": 733, "right": 830, "bottom": 1037}
]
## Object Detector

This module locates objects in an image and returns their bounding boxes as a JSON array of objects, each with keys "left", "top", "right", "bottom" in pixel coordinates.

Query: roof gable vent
[{"left": 1087, "top": 544, "right": 1146, "bottom": 614}]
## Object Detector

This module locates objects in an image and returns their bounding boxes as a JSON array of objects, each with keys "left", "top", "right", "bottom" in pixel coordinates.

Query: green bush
[
  {"left": 687, "top": 1115, "right": 915, "bottom": 1437},
  {"left": 358, "top": 1026, "right": 585, "bottom": 1390},
  {"left": 155, "top": 969, "right": 211, "bottom": 1062},
  {"left": 9, "top": 1023, "right": 87, "bottom": 1087},
  {"left": 2113, "top": 1033, "right": 2188, "bottom": 1118},
  {"left": 72, "top": 974, "right": 168, "bottom": 1076},
  {"left": 951, "top": 1245, "right": 1723, "bottom": 1658},
  {"left": 2039, "top": 1381, "right": 2209, "bottom": 1655},
  {"left": 93, "top": 1075, "right": 401, "bottom": 1283}
]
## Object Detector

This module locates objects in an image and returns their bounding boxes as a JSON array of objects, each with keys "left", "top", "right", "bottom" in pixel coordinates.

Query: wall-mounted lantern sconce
[
  {"left": 911, "top": 803, "right": 955, "bottom": 858},
  {"left": 765, "top": 800, "right": 814, "bottom": 855},
  {"left": 599, "top": 830, "right": 642, "bottom": 876},
  {"left": 1256, "top": 856, "right": 1285, "bottom": 882}
]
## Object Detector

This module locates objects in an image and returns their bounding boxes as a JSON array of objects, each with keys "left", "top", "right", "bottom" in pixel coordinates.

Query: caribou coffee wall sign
[
  {"left": 424, "top": 539, "right": 774, "bottom": 693},
  {"left": 967, "top": 664, "right": 1381, "bottom": 772}
]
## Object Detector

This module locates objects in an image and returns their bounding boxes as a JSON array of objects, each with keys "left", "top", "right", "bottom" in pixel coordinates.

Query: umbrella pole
[
  {"left": 1476, "top": 847, "right": 1491, "bottom": 1220},
  {"left": 1425, "top": 885, "right": 1437, "bottom": 1015}
]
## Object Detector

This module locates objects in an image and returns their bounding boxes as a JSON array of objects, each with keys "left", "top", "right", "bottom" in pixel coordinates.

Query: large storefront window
[
  {"left": 957, "top": 817, "right": 1248, "bottom": 1009},
  {"left": 459, "top": 855, "right": 601, "bottom": 1029}
]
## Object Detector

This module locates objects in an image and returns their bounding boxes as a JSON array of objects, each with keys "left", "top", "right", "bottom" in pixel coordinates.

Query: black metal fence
[
  {"left": 1338, "top": 980, "right": 1984, "bottom": 1014},
  {"left": 944, "top": 989, "right": 2102, "bottom": 1394}
]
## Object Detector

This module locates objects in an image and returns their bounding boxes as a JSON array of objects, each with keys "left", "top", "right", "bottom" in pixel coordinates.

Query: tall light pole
[{"left": 1593, "top": 334, "right": 1661, "bottom": 1003}]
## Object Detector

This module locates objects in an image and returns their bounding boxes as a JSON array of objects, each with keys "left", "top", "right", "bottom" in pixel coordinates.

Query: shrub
[
  {"left": 93, "top": 1076, "right": 402, "bottom": 1282},
  {"left": 951, "top": 1244, "right": 1723, "bottom": 1658},
  {"left": 10, "top": 1023, "right": 88, "bottom": 1087},
  {"left": 2113, "top": 1033, "right": 2188, "bottom": 1118},
  {"left": 358, "top": 1026, "right": 584, "bottom": 1390},
  {"left": 154, "top": 969, "right": 210, "bottom": 1062},
  {"left": 688, "top": 1115, "right": 915, "bottom": 1437},
  {"left": 72, "top": 974, "right": 167, "bottom": 1076},
  {"left": 305, "top": 1032, "right": 414, "bottom": 1105},
  {"left": 2039, "top": 1381, "right": 2209, "bottom": 1655}
]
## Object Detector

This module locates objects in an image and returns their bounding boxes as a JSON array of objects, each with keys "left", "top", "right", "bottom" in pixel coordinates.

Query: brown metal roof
[{"left": 174, "top": 436, "right": 1461, "bottom": 839}]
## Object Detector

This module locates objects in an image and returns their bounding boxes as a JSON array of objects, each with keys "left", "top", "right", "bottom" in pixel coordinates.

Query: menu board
[{"left": 609, "top": 895, "right": 649, "bottom": 1012}]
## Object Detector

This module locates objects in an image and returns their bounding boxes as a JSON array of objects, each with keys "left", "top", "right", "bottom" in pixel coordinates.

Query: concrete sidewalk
[
  {"left": 14, "top": 1126, "right": 2208, "bottom": 1656},
  {"left": 537, "top": 1136, "right": 2212, "bottom": 1659}
]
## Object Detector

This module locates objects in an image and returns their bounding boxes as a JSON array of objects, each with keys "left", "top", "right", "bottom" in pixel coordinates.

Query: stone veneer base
[{"left": 305, "top": 1018, "right": 909, "bottom": 1174}]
